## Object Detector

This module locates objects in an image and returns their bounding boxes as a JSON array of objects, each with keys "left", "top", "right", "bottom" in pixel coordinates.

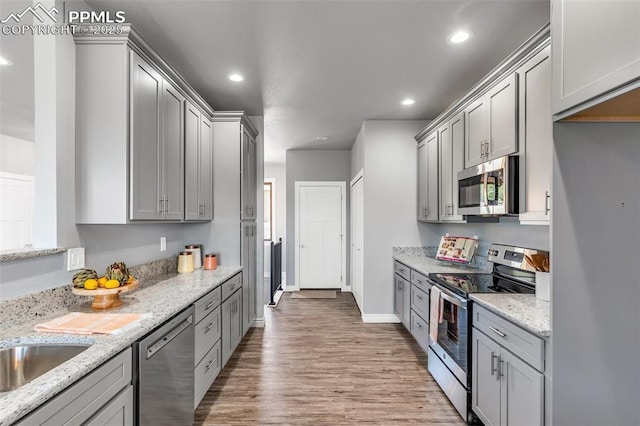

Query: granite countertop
[
  {"left": 394, "top": 254, "right": 486, "bottom": 275},
  {"left": 0, "top": 266, "right": 242, "bottom": 426},
  {"left": 0, "top": 248, "right": 67, "bottom": 262},
  {"left": 470, "top": 293, "right": 550, "bottom": 338}
]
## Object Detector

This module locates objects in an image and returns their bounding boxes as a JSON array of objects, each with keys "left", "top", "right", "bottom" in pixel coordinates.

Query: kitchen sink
[{"left": 0, "top": 343, "right": 91, "bottom": 392}]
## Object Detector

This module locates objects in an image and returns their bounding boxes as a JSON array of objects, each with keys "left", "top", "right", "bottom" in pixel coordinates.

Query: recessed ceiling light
[
  {"left": 228, "top": 73, "right": 244, "bottom": 82},
  {"left": 0, "top": 56, "right": 13, "bottom": 66},
  {"left": 448, "top": 29, "right": 472, "bottom": 44},
  {"left": 316, "top": 136, "right": 329, "bottom": 141},
  {"left": 402, "top": 98, "right": 416, "bottom": 106}
]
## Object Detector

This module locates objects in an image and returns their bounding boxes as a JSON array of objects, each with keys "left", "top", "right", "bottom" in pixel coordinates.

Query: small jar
[
  {"left": 177, "top": 251, "right": 194, "bottom": 273},
  {"left": 204, "top": 253, "right": 217, "bottom": 270},
  {"left": 184, "top": 245, "right": 202, "bottom": 269}
]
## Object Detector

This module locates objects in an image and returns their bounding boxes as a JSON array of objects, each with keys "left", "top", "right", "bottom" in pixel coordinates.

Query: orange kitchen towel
[
  {"left": 35, "top": 312, "right": 150, "bottom": 335},
  {"left": 429, "top": 286, "right": 442, "bottom": 344}
]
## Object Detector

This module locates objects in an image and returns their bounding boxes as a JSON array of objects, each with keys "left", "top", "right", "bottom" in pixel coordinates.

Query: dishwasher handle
[{"left": 146, "top": 314, "right": 193, "bottom": 359}]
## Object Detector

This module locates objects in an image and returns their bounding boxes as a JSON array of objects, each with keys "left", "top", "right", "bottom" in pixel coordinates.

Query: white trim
[
  {"left": 294, "top": 181, "right": 347, "bottom": 292},
  {"left": 361, "top": 314, "right": 402, "bottom": 323},
  {"left": 264, "top": 177, "right": 276, "bottom": 240},
  {"left": 0, "top": 172, "right": 35, "bottom": 182},
  {"left": 251, "top": 318, "right": 265, "bottom": 328},
  {"left": 350, "top": 169, "right": 363, "bottom": 187}
]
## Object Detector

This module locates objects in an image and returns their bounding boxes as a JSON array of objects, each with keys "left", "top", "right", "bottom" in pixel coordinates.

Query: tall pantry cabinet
[{"left": 212, "top": 112, "right": 259, "bottom": 336}]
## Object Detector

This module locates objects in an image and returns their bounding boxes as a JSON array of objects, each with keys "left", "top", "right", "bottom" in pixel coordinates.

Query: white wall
[
  {"left": 350, "top": 122, "right": 365, "bottom": 177},
  {"left": 285, "top": 149, "right": 351, "bottom": 289},
  {"left": 0, "top": 135, "right": 35, "bottom": 176},
  {"left": 264, "top": 161, "right": 286, "bottom": 279},
  {"left": 250, "top": 116, "right": 266, "bottom": 322},
  {"left": 355, "top": 120, "right": 427, "bottom": 316},
  {"left": 551, "top": 122, "right": 640, "bottom": 426}
]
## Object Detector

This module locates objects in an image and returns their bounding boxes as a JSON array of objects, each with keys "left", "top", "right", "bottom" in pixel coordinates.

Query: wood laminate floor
[{"left": 194, "top": 291, "right": 465, "bottom": 425}]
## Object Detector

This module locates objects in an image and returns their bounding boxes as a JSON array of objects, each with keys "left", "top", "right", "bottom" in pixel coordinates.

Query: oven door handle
[{"left": 428, "top": 281, "right": 466, "bottom": 308}]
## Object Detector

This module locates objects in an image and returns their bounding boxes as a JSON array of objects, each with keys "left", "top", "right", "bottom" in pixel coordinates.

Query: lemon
[
  {"left": 97, "top": 276, "right": 108, "bottom": 287},
  {"left": 84, "top": 279, "right": 98, "bottom": 290},
  {"left": 105, "top": 279, "right": 120, "bottom": 289}
]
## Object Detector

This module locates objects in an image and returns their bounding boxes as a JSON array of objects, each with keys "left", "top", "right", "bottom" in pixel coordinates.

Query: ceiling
[{"left": 87, "top": 0, "right": 550, "bottom": 163}]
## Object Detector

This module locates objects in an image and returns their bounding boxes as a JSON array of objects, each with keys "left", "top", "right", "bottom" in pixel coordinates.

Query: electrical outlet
[
  {"left": 445, "top": 232, "right": 450, "bottom": 237},
  {"left": 67, "top": 248, "right": 86, "bottom": 271},
  {"left": 160, "top": 237, "right": 166, "bottom": 252}
]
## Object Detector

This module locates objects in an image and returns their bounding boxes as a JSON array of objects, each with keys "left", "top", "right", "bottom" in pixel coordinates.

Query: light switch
[{"left": 67, "top": 247, "right": 86, "bottom": 271}]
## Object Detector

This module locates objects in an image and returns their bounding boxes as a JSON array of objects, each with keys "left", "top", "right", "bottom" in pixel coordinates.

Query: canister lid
[
  {"left": 179, "top": 251, "right": 193, "bottom": 256},
  {"left": 205, "top": 253, "right": 217, "bottom": 258},
  {"left": 185, "top": 245, "right": 200, "bottom": 249}
]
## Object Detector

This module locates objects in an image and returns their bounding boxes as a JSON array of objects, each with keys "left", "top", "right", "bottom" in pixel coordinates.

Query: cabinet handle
[
  {"left": 489, "top": 326, "right": 506, "bottom": 338},
  {"left": 416, "top": 295, "right": 422, "bottom": 300},
  {"left": 164, "top": 195, "right": 169, "bottom": 214},
  {"left": 416, "top": 322, "right": 422, "bottom": 328},
  {"left": 205, "top": 322, "right": 215, "bottom": 332},
  {"left": 205, "top": 301, "right": 214, "bottom": 310},
  {"left": 205, "top": 360, "right": 213, "bottom": 371},
  {"left": 497, "top": 358, "right": 504, "bottom": 379},
  {"left": 491, "top": 352, "right": 498, "bottom": 377},
  {"left": 159, "top": 198, "right": 164, "bottom": 215},
  {"left": 480, "top": 140, "right": 485, "bottom": 156},
  {"left": 545, "top": 191, "right": 550, "bottom": 215}
]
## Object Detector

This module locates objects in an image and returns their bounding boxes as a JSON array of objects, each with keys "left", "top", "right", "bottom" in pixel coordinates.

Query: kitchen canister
[
  {"left": 184, "top": 244, "right": 202, "bottom": 269},
  {"left": 204, "top": 253, "right": 218, "bottom": 270},
  {"left": 177, "top": 251, "right": 195, "bottom": 273},
  {"left": 535, "top": 271, "right": 550, "bottom": 301}
]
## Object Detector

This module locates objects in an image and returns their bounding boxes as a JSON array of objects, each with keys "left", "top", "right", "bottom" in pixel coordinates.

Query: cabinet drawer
[
  {"left": 473, "top": 304, "right": 544, "bottom": 371},
  {"left": 411, "top": 284, "right": 429, "bottom": 321},
  {"left": 394, "top": 261, "right": 410, "bottom": 280},
  {"left": 194, "top": 340, "right": 221, "bottom": 409},
  {"left": 411, "top": 310, "right": 430, "bottom": 351},
  {"left": 410, "top": 270, "right": 430, "bottom": 293},
  {"left": 17, "top": 348, "right": 132, "bottom": 426},
  {"left": 194, "top": 287, "right": 221, "bottom": 324},
  {"left": 195, "top": 306, "right": 221, "bottom": 365},
  {"left": 221, "top": 273, "right": 242, "bottom": 301}
]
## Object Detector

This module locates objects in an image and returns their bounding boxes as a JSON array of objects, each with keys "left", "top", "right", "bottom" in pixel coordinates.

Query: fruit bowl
[{"left": 72, "top": 279, "right": 139, "bottom": 310}]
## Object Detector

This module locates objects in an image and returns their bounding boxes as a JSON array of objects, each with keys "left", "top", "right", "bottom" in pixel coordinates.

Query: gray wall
[
  {"left": 356, "top": 120, "right": 427, "bottom": 316},
  {"left": 350, "top": 122, "right": 364, "bottom": 177},
  {"left": 0, "top": 135, "right": 35, "bottom": 176},
  {"left": 264, "top": 161, "right": 287, "bottom": 281},
  {"left": 285, "top": 149, "right": 351, "bottom": 289},
  {"left": 552, "top": 122, "right": 640, "bottom": 426}
]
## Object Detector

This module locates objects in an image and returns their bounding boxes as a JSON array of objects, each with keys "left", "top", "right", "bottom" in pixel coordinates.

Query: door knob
[{"left": 300, "top": 244, "right": 307, "bottom": 248}]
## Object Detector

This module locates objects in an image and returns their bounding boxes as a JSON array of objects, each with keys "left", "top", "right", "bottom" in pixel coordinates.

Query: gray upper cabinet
[
  {"left": 551, "top": 0, "right": 640, "bottom": 120},
  {"left": 185, "top": 101, "right": 214, "bottom": 221},
  {"left": 439, "top": 113, "right": 465, "bottom": 222},
  {"left": 129, "top": 52, "right": 184, "bottom": 221},
  {"left": 74, "top": 25, "right": 214, "bottom": 224},
  {"left": 416, "top": 131, "right": 438, "bottom": 222},
  {"left": 465, "top": 73, "right": 518, "bottom": 168},
  {"left": 518, "top": 45, "right": 552, "bottom": 225},
  {"left": 241, "top": 128, "right": 257, "bottom": 221}
]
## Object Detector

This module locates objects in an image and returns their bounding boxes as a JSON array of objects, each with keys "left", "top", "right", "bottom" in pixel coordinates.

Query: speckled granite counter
[
  {"left": 394, "top": 254, "right": 487, "bottom": 275},
  {"left": 0, "top": 266, "right": 242, "bottom": 426},
  {"left": 0, "top": 248, "right": 66, "bottom": 262},
  {"left": 470, "top": 293, "right": 550, "bottom": 338}
]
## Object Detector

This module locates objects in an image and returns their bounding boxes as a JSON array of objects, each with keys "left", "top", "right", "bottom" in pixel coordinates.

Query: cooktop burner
[{"left": 428, "top": 272, "right": 535, "bottom": 298}]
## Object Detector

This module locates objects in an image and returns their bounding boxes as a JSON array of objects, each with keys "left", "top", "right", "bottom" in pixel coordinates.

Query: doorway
[
  {"left": 294, "top": 182, "right": 346, "bottom": 291},
  {"left": 350, "top": 171, "right": 364, "bottom": 312}
]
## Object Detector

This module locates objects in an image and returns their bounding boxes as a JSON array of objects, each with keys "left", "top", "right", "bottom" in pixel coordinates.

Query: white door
[
  {"left": 350, "top": 174, "right": 364, "bottom": 311},
  {"left": 296, "top": 183, "right": 345, "bottom": 289},
  {"left": 0, "top": 173, "right": 34, "bottom": 250}
]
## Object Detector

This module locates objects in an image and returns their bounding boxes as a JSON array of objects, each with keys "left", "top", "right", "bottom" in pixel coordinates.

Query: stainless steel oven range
[{"left": 426, "top": 243, "right": 548, "bottom": 423}]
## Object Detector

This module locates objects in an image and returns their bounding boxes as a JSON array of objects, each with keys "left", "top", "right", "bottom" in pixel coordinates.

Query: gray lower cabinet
[
  {"left": 393, "top": 274, "right": 410, "bottom": 329},
  {"left": 242, "top": 222, "right": 257, "bottom": 335},
  {"left": 221, "top": 287, "right": 243, "bottom": 367},
  {"left": 472, "top": 305, "right": 544, "bottom": 426},
  {"left": 193, "top": 286, "right": 222, "bottom": 409},
  {"left": 551, "top": 0, "right": 640, "bottom": 119},
  {"left": 16, "top": 348, "right": 132, "bottom": 425}
]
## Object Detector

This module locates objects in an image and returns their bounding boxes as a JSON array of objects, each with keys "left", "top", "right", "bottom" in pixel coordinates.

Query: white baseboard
[
  {"left": 251, "top": 317, "right": 265, "bottom": 328},
  {"left": 361, "top": 314, "right": 402, "bottom": 323}
]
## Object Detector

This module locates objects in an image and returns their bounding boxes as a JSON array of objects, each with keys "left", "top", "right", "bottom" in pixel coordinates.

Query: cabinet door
[
  {"left": 552, "top": 0, "right": 640, "bottom": 117},
  {"left": 160, "top": 81, "right": 185, "bottom": 220},
  {"left": 401, "top": 276, "right": 411, "bottom": 329},
  {"left": 449, "top": 113, "right": 465, "bottom": 221},
  {"left": 248, "top": 135, "right": 257, "bottom": 220},
  {"left": 426, "top": 132, "right": 439, "bottom": 222},
  {"left": 487, "top": 73, "right": 518, "bottom": 160},
  {"left": 501, "top": 349, "right": 544, "bottom": 426},
  {"left": 394, "top": 276, "right": 403, "bottom": 319},
  {"left": 518, "top": 46, "right": 552, "bottom": 224},
  {"left": 241, "top": 224, "right": 256, "bottom": 335},
  {"left": 184, "top": 102, "right": 201, "bottom": 221},
  {"left": 86, "top": 386, "right": 134, "bottom": 426},
  {"left": 438, "top": 122, "right": 452, "bottom": 218},
  {"left": 416, "top": 142, "right": 428, "bottom": 221},
  {"left": 130, "top": 53, "right": 162, "bottom": 220},
  {"left": 231, "top": 290, "right": 243, "bottom": 351},
  {"left": 465, "top": 97, "right": 488, "bottom": 168},
  {"left": 221, "top": 296, "right": 233, "bottom": 366},
  {"left": 472, "top": 329, "right": 502, "bottom": 426},
  {"left": 199, "top": 116, "right": 213, "bottom": 220},
  {"left": 240, "top": 128, "right": 256, "bottom": 220}
]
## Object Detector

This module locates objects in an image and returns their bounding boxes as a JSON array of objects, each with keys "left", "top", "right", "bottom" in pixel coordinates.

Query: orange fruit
[
  {"left": 105, "top": 279, "right": 120, "bottom": 289},
  {"left": 84, "top": 279, "right": 98, "bottom": 290},
  {"left": 97, "top": 276, "right": 108, "bottom": 287},
  {"left": 126, "top": 275, "right": 134, "bottom": 285}
]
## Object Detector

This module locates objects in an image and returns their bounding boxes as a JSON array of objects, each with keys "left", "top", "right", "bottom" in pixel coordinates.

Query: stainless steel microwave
[{"left": 457, "top": 155, "right": 518, "bottom": 216}]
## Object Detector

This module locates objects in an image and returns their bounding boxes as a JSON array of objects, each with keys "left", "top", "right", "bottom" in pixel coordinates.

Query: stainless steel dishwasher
[{"left": 134, "top": 306, "right": 195, "bottom": 425}]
